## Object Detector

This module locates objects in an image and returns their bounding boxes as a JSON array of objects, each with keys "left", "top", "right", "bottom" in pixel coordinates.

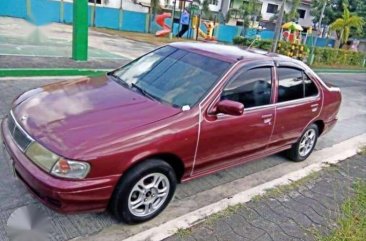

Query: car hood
[{"left": 12, "top": 76, "right": 181, "bottom": 159}]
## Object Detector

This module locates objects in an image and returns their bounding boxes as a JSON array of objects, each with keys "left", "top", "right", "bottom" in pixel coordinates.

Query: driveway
[{"left": 0, "top": 73, "right": 365, "bottom": 241}]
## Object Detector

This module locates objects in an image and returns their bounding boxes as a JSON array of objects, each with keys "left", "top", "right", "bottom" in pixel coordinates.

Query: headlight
[
  {"left": 51, "top": 159, "right": 90, "bottom": 179},
  {"left": 25, "top": 142, "right": 60, "bottom": 172},
  {"left": 25, "top": 142, "right": 90, "bottom": 179}
]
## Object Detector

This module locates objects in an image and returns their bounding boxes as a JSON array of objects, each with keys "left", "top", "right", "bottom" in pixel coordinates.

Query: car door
[
  {"left": 268, "top": 63, "right": 322, "bottom": 149},
  {"left": 192, "top": 63, "right": 276, "bottom": 176}
]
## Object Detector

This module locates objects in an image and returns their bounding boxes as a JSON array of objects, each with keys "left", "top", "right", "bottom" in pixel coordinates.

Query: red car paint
[{"left": 1, "top": 43, "right": 341, "bottom": 213}]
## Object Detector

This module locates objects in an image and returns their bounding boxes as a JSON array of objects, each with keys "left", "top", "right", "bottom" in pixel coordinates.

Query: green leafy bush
[
  {"left": 313, "top": 47, "right": 365, "bottom": 66},
  {"left": 233, "top": 36, "right": 309, "bottom": 60},
  {"left": 233, "top": 36, "right": 366, "bottom": 66},
  {"left": 233, "top": 36, "right": 273, "bottom": 51}
]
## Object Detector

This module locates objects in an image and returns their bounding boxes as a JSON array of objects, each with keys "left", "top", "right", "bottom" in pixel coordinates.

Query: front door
[{"left": 192, "top": 65, "right": 276, "bottom": 176}]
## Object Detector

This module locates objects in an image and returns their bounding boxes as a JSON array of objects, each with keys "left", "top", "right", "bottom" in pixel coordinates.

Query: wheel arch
[
  {"left": 313, "top": 120, "right": 325, "bottom": 136},
  {"left": 126, "top": 152, "right": 186, "bottom": 183}
]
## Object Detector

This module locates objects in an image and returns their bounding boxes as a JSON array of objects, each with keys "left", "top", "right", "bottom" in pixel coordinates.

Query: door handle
[
  {"left": 261, "top": 114, "right": 273, "bottom": 125},
  {"left": 311, "top": 104, "right": 319, "bottom": 112}
]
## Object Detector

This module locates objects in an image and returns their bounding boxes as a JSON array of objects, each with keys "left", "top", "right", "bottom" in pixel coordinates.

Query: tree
[
  {"left": 226, "top": 0, "right": 262, "bottom": 24},
  {"left": 329, "top": 6, "right": 364, "bottom": 45},
  {"left": 191, "top": 0, "right": 211, "bottom": 19},
  {"left": 351, "top": 0, "right": 366, "bottom": 38}
]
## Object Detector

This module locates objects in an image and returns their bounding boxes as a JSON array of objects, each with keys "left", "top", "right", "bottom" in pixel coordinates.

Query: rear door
[{"left": 268, "top": 63, "right": 322, "bottom": 149}]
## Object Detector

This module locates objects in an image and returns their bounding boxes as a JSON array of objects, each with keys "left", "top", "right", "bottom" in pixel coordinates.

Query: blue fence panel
[
  {"left": 0, "top": 0, "right": 27, "bottom": 18},
  {"left": 122, "top": 10, "right": 146, "bottom": 32},
  {"left": 95, "top": 7, "right": 120, "bottom": 29},
  {"left": 63, "top": 2, "right": 73, "bottom": 23},
  {"left": 29, "top": 0, "right": 60, "bottom": 25},
  {"left": 260, "top": 30, "right": 274, "bottom": 40},
  {"left": 306, "top": 36, "right": 335, "bottom": 47},
  {"left": 217, "top": 25, "right": 239, "bottom": 43}
]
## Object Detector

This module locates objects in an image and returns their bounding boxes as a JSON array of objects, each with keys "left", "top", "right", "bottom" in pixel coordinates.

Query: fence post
[
  {"left": 60, "top": 0, "right": 64, "bottom": 23},
  {"left": 72, "top": 0, "right": 88, "bottom": 61},
  {"left": 26, "top": 0, "right": 32, "bottom": 20}
]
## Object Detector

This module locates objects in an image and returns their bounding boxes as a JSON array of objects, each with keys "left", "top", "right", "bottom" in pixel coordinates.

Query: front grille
[{"left": 7, "top": 112, "right": 33, "bottom": 152}]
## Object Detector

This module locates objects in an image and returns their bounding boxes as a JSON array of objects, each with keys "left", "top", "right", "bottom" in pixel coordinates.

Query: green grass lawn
[
  {"left": 319, "top": 148, "right": 366, "bottom": 241},
  {"left": 319, "top": 180, "right": 366, "bottom": 241}
]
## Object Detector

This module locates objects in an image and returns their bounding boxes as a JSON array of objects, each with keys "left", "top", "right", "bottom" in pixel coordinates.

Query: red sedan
[{"left": 1, "top": 43, "right": 341, "bottom": 223}]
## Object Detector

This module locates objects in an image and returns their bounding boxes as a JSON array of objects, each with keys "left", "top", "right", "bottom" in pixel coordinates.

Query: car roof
[{"left": 169, "top": 42, "right": 297, "bottom": 64}]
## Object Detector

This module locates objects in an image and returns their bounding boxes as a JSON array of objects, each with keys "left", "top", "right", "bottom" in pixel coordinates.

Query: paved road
[
  {"left": 0, "top": 73, "right": 365, "bottom": 241},
  {"left": 165, "top": 154, "right": 366, "bottom": 241}
]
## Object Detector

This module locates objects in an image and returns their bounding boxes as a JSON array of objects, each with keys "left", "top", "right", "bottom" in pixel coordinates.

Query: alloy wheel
[{"left": 127, "top": 173, "right": 170, "bottom": 217}]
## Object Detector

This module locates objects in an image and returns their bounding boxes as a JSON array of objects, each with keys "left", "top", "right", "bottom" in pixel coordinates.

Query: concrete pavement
[
  {"left": 165, "top": 154, "right": 366, "bottom": 241},
  {"left": 0, "top": 17, "right": 155, "bottom": 70},
  {"left": 0, "top": 73, "right": 365, "bottom": 241}
]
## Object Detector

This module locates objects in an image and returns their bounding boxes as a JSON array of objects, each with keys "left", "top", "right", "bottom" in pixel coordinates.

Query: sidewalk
[
  {"left": 165, "top": 153, "right": 366, "bottom": 241},
  {"left": 0, "top": 17, "right": 155, "bottom": 75}
]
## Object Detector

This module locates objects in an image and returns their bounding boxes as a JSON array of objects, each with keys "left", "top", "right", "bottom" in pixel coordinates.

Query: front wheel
[
  {"left": 287, "top": 124, "right": 319, "bottom": 162},
  {"left": 110, "top": 159, "right": 176, "bottom": 224}
]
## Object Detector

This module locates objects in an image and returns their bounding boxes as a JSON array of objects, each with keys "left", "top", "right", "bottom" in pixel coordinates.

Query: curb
[
  {"left": 81, "top": 133, "right": 366, "bottom": 241},
  {"left": 0, "top": 68, "right": 111, "bottom": 77},
  {"left": 313, "top": 68, "right": 366, "bottom": 74}
]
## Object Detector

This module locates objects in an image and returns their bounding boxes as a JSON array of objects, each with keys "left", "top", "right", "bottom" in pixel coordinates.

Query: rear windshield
[{"left": 113, "top": 46, "right": 231, "bottom": 108}]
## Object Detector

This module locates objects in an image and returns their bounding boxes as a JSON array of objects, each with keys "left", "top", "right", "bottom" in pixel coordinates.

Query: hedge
[
  {"left": 233, "top": 36, "right": 309, "bottom": 60},
  {"left": 233, "top": 36, "right": 366, "bottom": 67},
  {"left": 313, "top": 47, "right": 366, "bottom": 66}
]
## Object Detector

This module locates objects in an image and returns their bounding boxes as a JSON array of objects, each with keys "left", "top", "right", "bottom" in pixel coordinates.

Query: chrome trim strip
[
  {"left": 9, "top": 110, "right": 34, "bottom": 152},
  {"left": 190, "top": 105, "right": 202, "bottom": 176}
]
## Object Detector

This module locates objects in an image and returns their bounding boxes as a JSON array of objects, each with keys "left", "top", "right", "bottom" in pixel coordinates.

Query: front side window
[
  {"left": 222, "top": 67, "right": 272, "bottom": 108},
  {"left": 277, "top": 67, "right": 319, "bottom": 102},
  {"left": 113, "top": 46, "right": 231, "bottom": 108}
]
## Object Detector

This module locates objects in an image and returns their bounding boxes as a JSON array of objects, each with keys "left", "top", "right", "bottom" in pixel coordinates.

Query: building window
[
  {"left": 297, "top": 9, "right": 306, "bottom": 19},
  {"left": 266, "top": 3, "right": 278, "bottom": 14},
  {"left": 210, "top": 0, "right": 219, "bottom": 5},
  {"left": 88, "top": 0, "right": 102, "bottom": 4}
]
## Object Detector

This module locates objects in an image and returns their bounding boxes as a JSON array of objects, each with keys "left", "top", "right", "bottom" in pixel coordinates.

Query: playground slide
[
  {"left": 197, "top": 28, "right": 207, "bottom": 39},
  {"left": 156, "top": 13, "right": 171, "bottom": 37}
]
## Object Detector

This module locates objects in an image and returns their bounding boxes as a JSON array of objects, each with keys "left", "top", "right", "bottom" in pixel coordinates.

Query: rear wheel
[
  {"left": 287, "top": 124, "right": 319, "bottom": 162},
  {"left": 110, "top": 159, "right": 176, "bottom": 224}
]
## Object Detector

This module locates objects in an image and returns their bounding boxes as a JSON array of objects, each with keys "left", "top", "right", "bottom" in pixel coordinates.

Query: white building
[{"left": 67, "top": 0, "right": 313, "bottom": 28}]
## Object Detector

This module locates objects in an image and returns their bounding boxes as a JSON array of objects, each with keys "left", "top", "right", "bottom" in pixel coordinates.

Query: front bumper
[{"left": 1, "top": 116, "right": 121, "bottom": 213}]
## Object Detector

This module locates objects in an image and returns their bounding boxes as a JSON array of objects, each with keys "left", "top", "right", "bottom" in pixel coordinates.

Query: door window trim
[
  {"left": 275, "top": 65, "right": 320, "bottom": 105},
  {"left": 207, "top": 61, "right": 276, "bottom": 116}
]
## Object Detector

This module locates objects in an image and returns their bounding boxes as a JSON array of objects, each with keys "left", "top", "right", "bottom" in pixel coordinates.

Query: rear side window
[
  {"left": 277, "top": 68, "right": 304, "bottom": 102},
  {"left": 277, "top": 67, "right": 318, "bottom": 102},
  {"left": 222, "top": 67, "right": 272, "bottom": 108},
  {"left": 304, "top": 73, "right": 319, "bottom": 97}
]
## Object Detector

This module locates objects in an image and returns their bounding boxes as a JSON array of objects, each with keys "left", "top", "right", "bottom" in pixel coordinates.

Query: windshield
[{"left": 112, "top": 46, "right": 231, "bottom": 108}]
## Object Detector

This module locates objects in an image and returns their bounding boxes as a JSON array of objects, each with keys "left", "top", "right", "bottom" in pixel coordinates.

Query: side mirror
[{"left": 216, "top": 100, "right": 244, "bottom": 116}]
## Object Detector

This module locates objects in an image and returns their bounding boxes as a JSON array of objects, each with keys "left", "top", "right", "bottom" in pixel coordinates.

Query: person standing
[{"left": 176, "top": 9, "right": 190, "bottom": 38}]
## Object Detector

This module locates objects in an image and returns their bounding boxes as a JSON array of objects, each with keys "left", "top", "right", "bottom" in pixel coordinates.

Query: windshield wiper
[
  {"left": 131, "top": 83, "right": 160, "bottom": 102},
  {"left": 107, "top": 72, "right": 129, "bottom": 87}
]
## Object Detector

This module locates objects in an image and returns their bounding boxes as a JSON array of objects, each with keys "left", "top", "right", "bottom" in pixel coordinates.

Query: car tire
[
  {"left": 109, "top": 159, "right": 177, "bottom": 224},
  {"left": 287, "top": 123, "right": 319, "bottom": 162}
]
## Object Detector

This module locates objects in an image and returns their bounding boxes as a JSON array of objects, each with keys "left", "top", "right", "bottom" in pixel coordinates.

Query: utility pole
[
  {"left": 309, "top": 0, "right": 327, "bottom": 65},
  {"left": 271, "top": 0, "right": 286, "bottom": 52},
  {"left": 72, "top": 0, "right": 88, "bottom": 61},
  {"left": 169, "top": 0, "right": 177, "bottom": 39}
]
